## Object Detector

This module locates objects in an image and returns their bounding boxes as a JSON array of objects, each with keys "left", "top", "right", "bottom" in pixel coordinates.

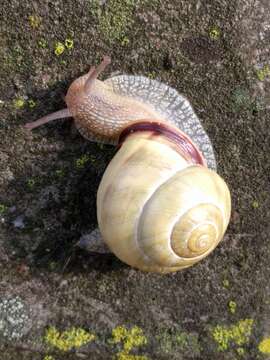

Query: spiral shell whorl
[
  {"left": 171, "top": 203, "right": 223, "bottom": 258},
  {"left": 97, "top": 131, "right": 231, "bottom": 273},
  {"left": 137, "top": 166, "right": 230, "bottom": 270}
]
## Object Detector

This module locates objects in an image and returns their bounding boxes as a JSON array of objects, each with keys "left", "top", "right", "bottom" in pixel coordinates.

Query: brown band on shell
[{"left": 118, "top": 121, "right": 206, "bottom": 166}]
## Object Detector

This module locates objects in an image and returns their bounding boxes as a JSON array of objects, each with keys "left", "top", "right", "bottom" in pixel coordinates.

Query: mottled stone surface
[{"left": 0, "top": 0, "right": 269, "bottom": 359}]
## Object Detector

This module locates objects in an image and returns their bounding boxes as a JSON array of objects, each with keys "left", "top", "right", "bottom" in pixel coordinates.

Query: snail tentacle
[
  {"left": 84, "top": 56, "right": 111, "bottom": 93},
  {"left": 24, "top": 108, "right": 71, "bottom": 130}
]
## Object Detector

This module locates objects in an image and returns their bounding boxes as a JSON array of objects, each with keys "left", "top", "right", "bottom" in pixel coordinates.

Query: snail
[{"left": 25, "top": 56, "right": 231, "bottom": 273}]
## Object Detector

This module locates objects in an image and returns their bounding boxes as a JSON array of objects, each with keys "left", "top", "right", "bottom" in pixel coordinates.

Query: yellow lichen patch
[
  {"left": 111, "top": 326, "right": 129, "bottom": 343},
  {"left": 13, "top": 97, "right": 25, "bottom": 109},
  {"left": 252, "top": 200, "right": 259, "bottom": 209},
  {"left": 29, "top": 15, "right": 41, "bottom": 29},
  {"left": 228, "top": 300, "right": 237, "bottom": 314},
  {"left": 65, "top": 38, "right": 74, "bottom": 49},
  {"left": 256, "top": 65, "right": 270, "bottom": 81},
  {"left": 209, "top": 26, "right": 221, "bottom": 40},
  {"left": 111, "top": 326, "right": 148, "bottom": 359},
  {"left": 44, "top": 356, "right": 54, "bottom": 360},
  {"left": 236, "top": 347, "right": 245, "bottom": 356},
  {"left": 28, "top": 99, "right": 36, "bottom": 108},
  {"left": 54, "top": 42, "right": 65, "bottom": 56},
  {"left": 258, "top": 337, "right": 270, "bottom": 354},
  {"left": 222, "top": 279, "right": 230, "bottom": 288},
  {"left": 211, "top": 319, "right": 254, "bottom": 352},
  {"left": 45, "top": 326, "right": 95, "bottom": 351},
  {"left": 147, "top": 71, "right": 157, "bottom": 80}
]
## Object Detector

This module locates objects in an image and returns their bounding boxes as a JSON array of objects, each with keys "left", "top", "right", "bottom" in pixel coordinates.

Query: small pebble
[{"left": 12, "top": 215, "right": 25, "bottom": 229}]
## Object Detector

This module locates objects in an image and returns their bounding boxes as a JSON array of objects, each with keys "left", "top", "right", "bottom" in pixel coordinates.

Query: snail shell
[{"left": 97, "top": 125, "right": 231, "bottom": 273}]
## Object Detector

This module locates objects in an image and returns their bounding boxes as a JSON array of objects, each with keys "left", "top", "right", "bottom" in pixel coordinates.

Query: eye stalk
[
  {"left": 84, "top": 56, "right": 111, "bottom": 93},
  {"left": 24, "top": 56, "right": 111, "bottom": 131}
]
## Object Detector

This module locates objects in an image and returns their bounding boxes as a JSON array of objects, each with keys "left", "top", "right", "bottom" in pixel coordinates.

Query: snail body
[
  {"left": 65, "top": 72, "right": 216, "bottom": 170},
  {"left": 25, "top": 57, "right": 231, "bottom": 273}
]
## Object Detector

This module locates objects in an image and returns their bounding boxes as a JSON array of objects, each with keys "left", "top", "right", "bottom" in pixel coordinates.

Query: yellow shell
[{"left": 97, "top": 131, "right": 231, "bottom": 273}]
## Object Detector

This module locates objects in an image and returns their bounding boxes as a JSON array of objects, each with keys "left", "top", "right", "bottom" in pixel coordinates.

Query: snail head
[{"left": 24, "top": 56, "right": 111, "bottom": 131}]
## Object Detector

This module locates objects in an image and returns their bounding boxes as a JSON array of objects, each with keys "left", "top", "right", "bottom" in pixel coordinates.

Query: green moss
[
  {"left": 2, "top": 40, "right": 30, "bottom": 73},
  {"left": 236, "top": 347, "right": 245, "bottom": 356},
  {"left": 13, "top": 98, "right": 25, "bottom": 109},
  {"left": 258, "top": 337, "right": 270, "bottom": 354},
  {"left": 0, "top": 204, "right": 7, "bottom": 214},
  {"left": 110, "top": 326, "right": 148, "bottom": 359},
  {"left": 27, "top": 178, "right": 36, "bottom": 189},
  {"left": 44, "top": 326, "right": 96, "bottom": 351},
  {"left": 157, "top": 329, "right": 201, "bottom": 356},
  {"left": 89, "top": 0, "right": 160, "bottom": 47},
  {"left": 75, "top": 154, "right": 90, "bottom": 168},
  {"left": 48, "top": 261, "right": 57, "bottom": 271},
  {"left": 38, "top": 39, "right": 48, "bottom": 48},
  {"left": 97, "top": 143, "right": 104, "bottom": 150},
  {"left": 59, "top": 59, "right": 67, "bottom": 66},
  {"left": 90, "top": 0, "right": 136, "bottom": 44},
  {"left": 156, "top": 330, "right": 173, "bottom": 354},
  {"left": 222, "top": 279, "right": 230, "bottom": 288},
  {"left": 211, "top": 319, "right": 254, "bottom": 352},
  {"left": 55, "top": 169, "right": 65, "bottom": 178}
]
